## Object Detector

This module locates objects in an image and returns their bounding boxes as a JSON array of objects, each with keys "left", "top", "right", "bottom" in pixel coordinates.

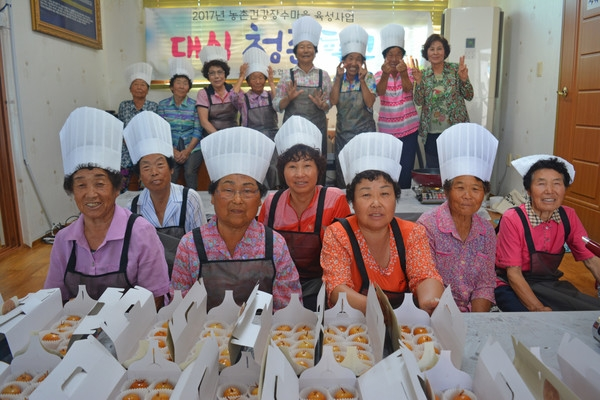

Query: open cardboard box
[
  {"left": 557, "top": 333, "right": 600, "bottom": 399},
  {"left": 0, "top": 289, "right": 63, "bottom": 360}
]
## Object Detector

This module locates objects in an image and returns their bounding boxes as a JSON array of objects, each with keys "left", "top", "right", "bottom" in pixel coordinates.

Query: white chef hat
[
  {"left": 123, "top": 111, "right": 174, "bottom": 165},
  {"left": 512, "top": 154, "right": 575, "bottom": 184},
  {"left": 169, "top": 57, "right": 195, "bottom": 81},
  {"left": 125, "top": 62, "right": 153, "bottom": 86},
  {"left": 200, "top": 45, "right": 228, "bottom": 64},
  {"left": 275, "top": 116, "right": 322, "bottom": 155},
  {"left": 338, "top": 132, "right": 403, "bottom": 185},
  {"left": 339, "top": 24, "right": 369, "bottom": 58},
  {"left": 292, "top": 16, "right": 322, "bottom": 47},
  {"left": 380, "top": 24, "right": 405, "bottom": 54},
  {"left": 437, "top": 123, "right": 499, "bottom": 183},
  {"left": 201, "top": 127, "right": 275, "bottom": 183},
  {"left": 60, "top": 107, "right": 123, "bottom": 177},
  {"left": 243, "top": 47, "right": 269, "bottom": 78}
]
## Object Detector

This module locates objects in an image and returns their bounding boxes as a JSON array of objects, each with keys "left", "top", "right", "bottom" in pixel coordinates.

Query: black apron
[
  {"left": 245, "top": 93, "right": 278, "bottom": 140},
  {"left": 206, "top": 84, "right": 238, "bottom": 131},
  {"left": 131, "top": 187, "right": 189, "bottom": 278},
  {"left": 335, "top": 82, "right": 376, "bottom": 186},
  {"left": 63, "top": 214, "right": 138, "bottom": 300},
  {"left": 193, "top": 226, "right": 276, "bottom": 310},
  {"left": 266, "top": 188, "right": 328, "bottom": 310},
  {"left": 338, "top": 218, "right": 408, "bottom": 308},
  {"left": 284, "top": 68, "right": 328, "bottom": 153}
]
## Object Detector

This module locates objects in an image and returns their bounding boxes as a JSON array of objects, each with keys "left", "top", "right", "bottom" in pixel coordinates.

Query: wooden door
[{"left": 555, "top": 0, "right": 600, "bottom": 240}]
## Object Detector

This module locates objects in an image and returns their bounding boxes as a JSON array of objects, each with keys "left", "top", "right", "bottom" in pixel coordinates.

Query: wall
[
  {"left": 448, "top": 0, "right": 564, "bottom": 195},
  {"left": 3, "top": 0, "right": 564, "bottom": 245}
]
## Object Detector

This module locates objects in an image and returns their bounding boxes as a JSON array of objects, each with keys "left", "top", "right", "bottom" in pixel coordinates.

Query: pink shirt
[
  {"left": 374, "top": 70, "right": 419, "bottom": 138},
  {"left": 44, "top": 205, "right": 170, "bottom": 301}
]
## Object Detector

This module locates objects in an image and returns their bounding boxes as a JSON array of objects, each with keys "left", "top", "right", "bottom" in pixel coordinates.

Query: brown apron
[
  {"left": 283, "top": 68, "right": 328, "bottom": 153},
  {"left": 193, "top": 226, "right": 275, "bottom": 311},
  {"left": 338, "top": 218, "right": 408, "bottom": 308},
  {"left": 63, "top": 214, "right": 137, "bottom": 300},
  {"left": 206, "top": 84, "right": 238, "bottom": 131}
]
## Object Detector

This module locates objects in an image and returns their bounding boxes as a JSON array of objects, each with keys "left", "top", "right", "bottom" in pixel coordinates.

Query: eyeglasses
[
  {"left": 208, "top": 70, "right": 225, "bottom": 76},
  {"left": 216, "top": 188, "right": 259, "bottom": 200}
]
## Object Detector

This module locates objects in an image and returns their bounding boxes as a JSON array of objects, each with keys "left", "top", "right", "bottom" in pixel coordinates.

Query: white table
[{"left": 461, "top": 311, "right": 600, "bottom": 376}]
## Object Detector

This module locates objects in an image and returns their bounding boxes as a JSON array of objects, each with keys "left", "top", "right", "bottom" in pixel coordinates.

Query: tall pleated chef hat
[
  {"left": 338, "top": 132, "right": 403, "bottom": 185},
  {"left": 292, "top": 16, "right": 322, "bottom": 47},
  {"left": 60, "top": 107, "right": 123, "bottom": 177},
  {"left": 512, "top": 154, "right": 575, "bottom": 184},
  {"left": 339, "top": 24, "right": 369, "bottom": 58},
  {"left": 201, "top": 126, "right": 275, "bottom": 183},
  {"left": 200, "top": 45, "right": 228, "bottom": 64},
  {"left": 380, "top": 24, "right": 405, "bottom": 53},
  {"left": 123, "top": 111, "right": 174, "bottom": 165},
  {"left": 169, "top": 57, "right": 195, "bottom": 81},
  {"left": 275, "top": 116, "right": 322, "bottom": 155},
  {"left": 243, "top": 47, "right": 269, "bottom": 78},
  {"left": 125, "top": 62, "right": 153, "bottom": 86},
  {"left": 437, "top": 123, "right": 499, "bottom": 183}
]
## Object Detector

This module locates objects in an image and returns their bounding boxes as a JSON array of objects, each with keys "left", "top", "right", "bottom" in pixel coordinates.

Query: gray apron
[
  {"left": 63, "top": 214, "right": 138, "bottom": 300},
  {"left": 245, "top": 93, "right": 278, "bottom": 140},
  {"left": 335, "top": 81, "right": 376, "bottom": 186},
  {"left": 193, "top": 226, "right": 275, "bottom": 310},
  {"left": 206, "top": 84, "right": 238, "bottom": 131},
  {"left": 283, "top": 68, "right": 328, "bottom": 153}
]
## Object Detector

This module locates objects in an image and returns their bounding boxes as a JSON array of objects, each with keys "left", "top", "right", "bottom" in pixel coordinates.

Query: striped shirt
[
  {"left": 157, "top": 96, "right": 202, "bottom": 153},
  {"left": 374, "top": 70, "right": 419, "bottom": 138}
]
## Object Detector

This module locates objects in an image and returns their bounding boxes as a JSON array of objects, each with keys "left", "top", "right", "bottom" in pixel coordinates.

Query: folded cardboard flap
[
  {"left": 171, "top": 337, "right": 219, "bottom": 399},
  {"left": 430, "top": 286, "right": 466, "bottom": 369},
  {"left": 229, "top": 289, "right": 273, "bottom": 364},
  {"left": 261, "top": 343, "right": 300, "bottom": 400},
  {"left": 472, "top": 337, "right": 535, "bottom": 400},
  {"left": 557, "top": 333, "right": 600, "bottom": 399},
  {"left": 425, "top": 350, "right": 472, "bottom": 393}
]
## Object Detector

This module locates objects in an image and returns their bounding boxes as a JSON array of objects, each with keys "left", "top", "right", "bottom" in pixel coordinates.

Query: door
[{"left": 555, "top": 0, "right": 600, "bottom": 240}]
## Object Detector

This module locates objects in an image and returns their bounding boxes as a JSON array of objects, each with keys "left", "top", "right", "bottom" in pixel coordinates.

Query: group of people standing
[{"left": 42, "top": 16, "right": 600, "bottom": 319}]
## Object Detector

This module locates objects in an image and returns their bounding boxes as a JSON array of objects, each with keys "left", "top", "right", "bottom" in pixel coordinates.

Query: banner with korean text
[{"left": 145, "top": 6, "right": 433, "bottom": 82}]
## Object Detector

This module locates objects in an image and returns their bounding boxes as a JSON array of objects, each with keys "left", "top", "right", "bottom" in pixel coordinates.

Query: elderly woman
[
  {"left": 123, "top": 111, "right": 207, "bottom": 275},
  {"left": 330, "top": 24, "right": 376, "bottom": 189},
  {"left": 157, "top": 58, "right": 203, "bottom": 189},
  {"left": 495, "top": 155, "right": 600, "bottom": 311},
  {"left": 273, "top": 16, "right": 332, "bottom": 162},
  {"left": 412, "top": 34, "right": 473, "bottom": 169},
  {"left": 374, "top": 24, "right": 420, "bottom": 189},
  {"left": 118, "top": 62, "right": 159, "bottom": 191},
  {"left": 417, "top": 123, "right": 498, "bottom": 312},
  {"left": 258, "top": 116, "right": 351, "bottom": 310},
  {"left": 169, "top": 127, "right": 301, "bottom": 311},
  {"left": 44, "top": 107, "right": 169, "bottom": 309},
  {"left": 321, "top": 132, "right": 444, "bottom": 314},
  {"left": 196, "top": 46, "right": 239, "bottom": 135}
]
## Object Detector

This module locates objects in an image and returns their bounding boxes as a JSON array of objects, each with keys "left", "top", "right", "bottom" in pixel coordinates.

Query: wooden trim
[{"left": 0, "top": 40, "right": 22, "bottom": 252}]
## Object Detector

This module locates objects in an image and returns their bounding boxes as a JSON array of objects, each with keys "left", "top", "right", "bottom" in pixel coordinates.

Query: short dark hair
[
  {"left": 208, "top": 178, "right": 268, "bottom": 198},
  {"left": 169, "top": 74, "right": 192, "bottom": 89},
  {"left": 442, "top": 177, "right": 491, "bottom": 195},
  {"left": 346, "top": 170, "right": 401, "bottom": 204},
  {"left": 523, "top": 157, "right": 571, "bottom": 191},
  {"left": 201, "top": 60, "right": 230, "bottom": 80},
  {"left": 382, "top": 46, "right": 406, "bottom": 58},
  {"left": 292, "top": 44, "right": 318, "bottom": 56},
  {"left": 276, "top": 144, "right": 326, "bottom": 188},
  {"left": 421, "top": 34, "right": 451, "bottom": 60},
  {"left": 342, "top": 53, "right": 365, "bottom": 63},
  {"left": 132, "top": 156, "right": 176, "bottom": 175},
  {"left": 63, "top": 165, "right": 123, "bottom": 195}
]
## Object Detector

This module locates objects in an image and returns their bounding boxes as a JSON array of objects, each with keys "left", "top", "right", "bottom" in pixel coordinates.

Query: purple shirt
[
  {"left": 417, "top": 202, "right": 496, "bottom": 311},
  {"left": 169, "top": 217, "right": 302, "bottom": 311},
  {"left": 44, "top": 205, "right": 170, "bottom": 301},
  {"left": 236, "top": 90, "right": 274, "bottom": 127}
]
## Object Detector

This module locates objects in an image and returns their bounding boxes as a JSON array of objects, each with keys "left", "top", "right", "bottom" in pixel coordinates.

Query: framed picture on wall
[{"left": 30, "top": 0, "right": 102, "bottom": 50}]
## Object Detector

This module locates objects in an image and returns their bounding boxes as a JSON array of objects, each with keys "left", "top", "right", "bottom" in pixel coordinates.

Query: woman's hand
[
  {"left": 239, "top": 63, "right": 248, "bottom": 77},
  {"left": 396, "top": 58, "right": 408, "bottom": 74},
  {"left": 458, "top": 55, "right": 469, "bottom": 82},
  {"left": 381, "top": 61, "right": 393, "bottom": 75},
  {"left": 358, "top": 62, "right": 368, "bottom": 82},
  {"left": 267, "top": 65, "right": 274, "bottom": 82},
  {"left": 287, "top": 81, "right": 304, "bottom": 102},
  {"left": 409, "top": 57, "right": 422, "bottom": 83},
  {"left": 336, "top": 62, "right": 344, "bottom": 79},
  {"left": 308, "top": 88, "right": 328, "bottom": 111}
]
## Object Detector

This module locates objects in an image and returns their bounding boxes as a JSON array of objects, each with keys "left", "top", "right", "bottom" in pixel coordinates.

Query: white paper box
[
  {"left": 557, "top": 333, "right": 600, "bottom": 399},
  {"left": 0, "top": 289, "right": 62, "bottom": 357},
  {"left": 171, "top": 336, "right": 220, "bottom": 399},
  {"left": 472, "top": 337, "right": 535, "bottom": 400},
  {"left": 0, "top": 334, "right": 62, "bottom": 387}
]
